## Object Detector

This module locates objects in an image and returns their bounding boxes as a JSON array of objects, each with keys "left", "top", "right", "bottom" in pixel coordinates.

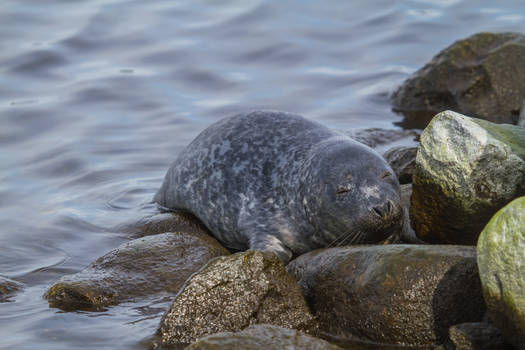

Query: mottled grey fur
[{"left": 155, "top": 111, "right": 403, "bottom": 263}]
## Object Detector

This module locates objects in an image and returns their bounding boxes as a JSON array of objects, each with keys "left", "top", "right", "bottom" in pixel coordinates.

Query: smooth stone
[
  {"left": 383, "top": 146, "right": 418, "bottom": 184},
  {"left": 392, "top": 32, "right": 525, "bottom": 128},
  {"left": 157, "top": 250, "right": 317, "bottom": 347},
  {"left": 410, "top": 111, "right": 525, "bottom": 245},
  {"left": 116, "top": 211, "right": 210, "bottom": 238},
  {"left": 345, "top": 127, "right": 420, "bottom": 153},
  {"left": 0, "top": 276, "right": 24, "bottom": 302},
  {"left": 286, "top": 245, "right": 485, "bottom": 347},
  {"left": 185, "top": 324, "right": 343, "bottom": 350},
  {"left": 477, "top": 197, "right": 525, "bottom": 350},
  {"left": 447, "top": 322, "right": 513, "bottom": 350},
  {"left": 45, "top": 231, "right": 229, "bottom": 311}
]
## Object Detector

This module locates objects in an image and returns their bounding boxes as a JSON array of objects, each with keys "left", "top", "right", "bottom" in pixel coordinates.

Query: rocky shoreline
[{"left": 4, "top": 31, "right": 524, "bottom": 350}]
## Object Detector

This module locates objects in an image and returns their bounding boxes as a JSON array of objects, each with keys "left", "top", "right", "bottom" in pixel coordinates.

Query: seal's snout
[{"left": 371, "top": 199, "right": 394, "bottom": 219}]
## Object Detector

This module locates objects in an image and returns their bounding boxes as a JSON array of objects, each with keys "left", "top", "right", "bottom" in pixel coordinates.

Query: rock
[
  {"left": 116, "top": 211, "right": 210, "bottom": 238},
  {"left": 410, "top": 111, "right": 525, "bottom": 245},
  {"left": 157, "top": 250, "right": 317, "bottom": 347},
  {"left": 344, "top": 128, "right": 420, "bottom": 152},
  {"left": 398, "top": 184, "right": 425, "bottom": 244},
  {"left": 392, "top": 32, "right": 525, "bottom": 128},
  {"left": 447, "top": 322, "right": 512, "bottom": 350},
  {"left": 185, "top": 324, "right": 342, "bottom": 350},
  {"left": 286, "top": 245, "right": 485, "bottom": 347},
  {"left": 0, "top": 276, "right": 23, "bottom": 302},
  {"left": 45, "top": 231, "right": 229, "bottom": 311},
  {"left": 383, "top": 146, "right": 418, "bottom": 184},
  {"left": 477, "top": 197, "right": 525, "bottom": 350}
]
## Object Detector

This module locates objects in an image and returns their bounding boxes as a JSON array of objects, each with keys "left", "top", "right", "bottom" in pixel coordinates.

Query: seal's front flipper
[{"left": 249, "top": 234, "right": 293, "bottom": 264}]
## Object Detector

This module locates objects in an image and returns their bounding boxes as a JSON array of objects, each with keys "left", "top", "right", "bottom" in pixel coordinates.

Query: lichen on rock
[{"left": 410, "top": 110, "right": 525, "bottom": 245}]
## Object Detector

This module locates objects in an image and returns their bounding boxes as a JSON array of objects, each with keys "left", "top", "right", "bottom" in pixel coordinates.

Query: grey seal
[{"left": 155, "top": 111, "right": 404, "bottom": 263}]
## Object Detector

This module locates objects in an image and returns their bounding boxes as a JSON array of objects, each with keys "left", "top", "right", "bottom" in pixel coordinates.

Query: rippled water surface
[{"left": 1, "top": 1, "right": 523, "bottom": 349}]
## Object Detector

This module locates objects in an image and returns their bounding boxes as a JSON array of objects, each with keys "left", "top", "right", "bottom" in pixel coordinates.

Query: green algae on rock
[
  {"left": 410, "top": 110, "right": 525, "bottom": 245},
  {"left": 45, "top": 231, "right": 229, "bottom": 311},
  {"left": 185, "top": 324, "right": 342, "bottom": 350},
  {"left": 157, "top": 250, "right": 317, "bottom": 347},
  {"left": 477, "top": 197, "right": 525, "bottom": 350},
  {"left": 392, "top": 32, "right": 525, "bottom": 128},
  {"left": 286, "top": 245, "right": 485, "bottom": 347},
  {"left": 0, "top": 276, "right": 24, "bottom": 302}
]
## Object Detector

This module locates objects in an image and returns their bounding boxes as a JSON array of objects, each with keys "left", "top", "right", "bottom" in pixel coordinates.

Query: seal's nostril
[{"left": 373, "top": 200, "right": 394, "bottom": 218}]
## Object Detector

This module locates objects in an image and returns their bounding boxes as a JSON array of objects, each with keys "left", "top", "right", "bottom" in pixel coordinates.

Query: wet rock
[
  {"left": 410, "top": 111, "right": 525, "bottom": 245},
  {"left": 383, "top": 146, "right": 418, "bottom": 184},
  {"left": 345, "top": 128, "right": 419, "bottom": 152},
  {"left": 45, "top": 231, "right": 229, "bottom": 311},
  {"left": 398, "top": 184, "right": 424, "bottom": 244},
  {"left": 0, "top": 276, "right": 23, "bottom": 302},
  {"left": 477, "top": 197, "right": 525, "bottom": 349},
  {"left": 447, "top": 322, "right": 512, "bottom": 350},
  {"left": 116, "top": 211, "right": 209, "bottom": 238},
  {"left": 185, "top": 324, "right": 342, "bottom": 350},
  {"left": 286, "top": 245, "right": 485, "bottom": 347},
  {"left": 157, "top": 250, "right": 317, "bottom": 347},
  {"left": 392, "top": 32, "right": 525, "bottom": 128}
]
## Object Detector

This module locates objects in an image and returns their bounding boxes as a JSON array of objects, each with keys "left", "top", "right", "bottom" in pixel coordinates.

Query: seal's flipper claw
[{"left": 250, "top": 234, "right": 292, "bottom": 264}]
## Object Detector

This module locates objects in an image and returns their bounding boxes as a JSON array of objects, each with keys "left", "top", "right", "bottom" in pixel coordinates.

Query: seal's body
[{"left": 155, "top": 111, "right": 403, "bottom": 263}]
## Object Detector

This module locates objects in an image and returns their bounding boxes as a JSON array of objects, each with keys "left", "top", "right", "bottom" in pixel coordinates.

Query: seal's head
[{"left": 299, "top": 137, "right": 403, "bottom": 247}]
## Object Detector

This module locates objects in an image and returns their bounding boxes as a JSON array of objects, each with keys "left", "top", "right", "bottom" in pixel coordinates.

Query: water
[{"left": 0, "top": 1, "right": 523, "bottom": 349}]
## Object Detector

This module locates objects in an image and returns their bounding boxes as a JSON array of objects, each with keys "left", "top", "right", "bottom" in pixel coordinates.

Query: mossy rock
[
  {"left": 477, "top": 197, "right": 525, "bottom": 349},
  {"left": 411, "top": 110, "right": 525, "bottom": 245},
  {"left": 392, "top": 32, "right": 525, "bottom": 128}
]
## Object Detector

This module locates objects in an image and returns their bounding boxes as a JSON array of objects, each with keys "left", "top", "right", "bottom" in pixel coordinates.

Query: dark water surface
[{"left": 1, "top": 1, "right": 523, "bottom": 349}]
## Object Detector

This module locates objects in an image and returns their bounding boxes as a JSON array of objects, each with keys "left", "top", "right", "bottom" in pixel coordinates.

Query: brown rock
[
  {"left": 157, "top": 250, "right": 317, "bottom": 347},
  {"left": 45, "top": 231, "right": 229, "bottom": 311},
  {"left": 287, "top": 245, "right": 485, "bottom": 347},
  {"left": 392, "top": 32, "right": 525, "bottom": 128},
  {"left": 186, "top": 324, "right": 343, "bottom": 350}
]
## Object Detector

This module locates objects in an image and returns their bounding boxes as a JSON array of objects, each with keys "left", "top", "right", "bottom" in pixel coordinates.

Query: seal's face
[{"left": 301, "top": 140, "right": 404, "bottom": 248}]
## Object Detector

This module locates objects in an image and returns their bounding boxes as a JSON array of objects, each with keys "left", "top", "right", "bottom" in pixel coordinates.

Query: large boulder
[
  {"left": 185, "top": 324, "right": 342, "bottom": 350},
  {"left": 45, "top": 231, "right": 229, "bottom": 311},
  {"left": 477, "top": 197, "right": 525, "bottom": 349},
  {"left": 410, "top": 111, "right": 525, "bottom": 245},
  {"left": 157, "top": 250, "right": 317, "bottom": 347},
  {"left": 392, "top": 32, "right": 525, "bottom": 128},
  {"left": 286, "top": 245, "right": 485, "bottom": 347},
  {"left": 0, "top": 276, "right": 23, "bottom": 302}
]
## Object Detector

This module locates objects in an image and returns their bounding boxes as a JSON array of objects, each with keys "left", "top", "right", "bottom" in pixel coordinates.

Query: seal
[{"left": 155, "top": 111, "right": 404, "bottom": 263}]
